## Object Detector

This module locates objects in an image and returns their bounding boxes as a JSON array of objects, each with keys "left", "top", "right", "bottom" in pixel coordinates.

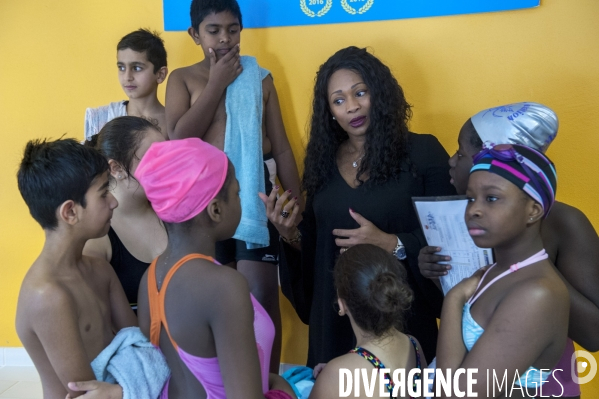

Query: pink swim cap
[{"left": 134, "top": 138, "right": 229, "bottom": 223}]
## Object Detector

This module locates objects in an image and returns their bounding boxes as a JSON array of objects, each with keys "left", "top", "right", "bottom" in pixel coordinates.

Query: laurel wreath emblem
[
  {"left": 300, "top": 0, "right": 333, "bottom": 17},
  {"left": 341, "top": 0, "right": 374, "bottom": 15}
]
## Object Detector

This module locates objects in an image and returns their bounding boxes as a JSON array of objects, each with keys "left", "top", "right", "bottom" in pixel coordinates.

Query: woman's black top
[{"left": 280, "top": 132, "right": 456, "bottom": 366}]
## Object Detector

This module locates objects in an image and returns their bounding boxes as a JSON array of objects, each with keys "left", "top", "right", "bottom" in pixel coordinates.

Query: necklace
[{"left": 352, "top": 154, "right": 364, "bottom": 168}]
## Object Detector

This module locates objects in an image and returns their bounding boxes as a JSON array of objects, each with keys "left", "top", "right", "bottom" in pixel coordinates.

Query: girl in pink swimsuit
[{"left": 135, "top": 138, "right": 295, "bottom": 399}]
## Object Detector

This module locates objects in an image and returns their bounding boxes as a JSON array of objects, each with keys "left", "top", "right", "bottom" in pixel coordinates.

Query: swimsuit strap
[
  {"left": 148, "top": 253, "right": 216, "bottom": 350},
  {"left": 467, "top": 264, "right": 497, "bottom": 305},
  {"left": 350, "top": 347, "right": 394, "bottom": 394},
  {"left": 468, "top": 249, "right": 548, "bottom": 305},
  {"left": 408, "top": 336, "right": 422, "bottom": 371},
  {"left": 349, "top": 336, "right": 422, "bottom": 399}
]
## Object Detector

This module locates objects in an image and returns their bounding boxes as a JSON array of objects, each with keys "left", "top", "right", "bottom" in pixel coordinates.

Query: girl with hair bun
[{"left": 310, "top": 244, "right": 425, "bottom": 399}]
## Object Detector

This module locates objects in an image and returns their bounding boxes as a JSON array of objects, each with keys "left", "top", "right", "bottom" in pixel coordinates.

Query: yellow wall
[{"left": 2, "top": 0, "right": 598, "bottom": 394}]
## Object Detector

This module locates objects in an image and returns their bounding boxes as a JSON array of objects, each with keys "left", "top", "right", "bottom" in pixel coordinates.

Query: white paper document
[{"left": 413, "top": 196, "right": 494, "bottom": 295}]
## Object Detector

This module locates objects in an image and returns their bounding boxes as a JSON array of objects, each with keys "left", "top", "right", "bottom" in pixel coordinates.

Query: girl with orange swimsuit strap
[{"left": 135, "top": 138, "right": 295, "bottom": 399}]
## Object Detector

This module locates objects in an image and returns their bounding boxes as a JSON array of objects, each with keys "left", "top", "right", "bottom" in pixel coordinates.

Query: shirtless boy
[
  {"left": 16, "top": 139, "right": 136, "bottom": 398},
  {"left": 84, "top": 29, "right": 168, "bottom": 141},
  {"left": 166, "top": 0, "right": 302, "bottom": 372}
]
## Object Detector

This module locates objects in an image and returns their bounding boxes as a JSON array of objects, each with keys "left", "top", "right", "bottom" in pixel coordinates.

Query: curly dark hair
[{"left": 302, "top": 46, "right": 413, "bottom": 197}]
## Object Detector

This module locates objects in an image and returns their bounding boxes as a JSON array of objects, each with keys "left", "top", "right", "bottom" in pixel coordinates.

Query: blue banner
[{"left": 164, "top": 0, "right": 539, "bottom": 30}]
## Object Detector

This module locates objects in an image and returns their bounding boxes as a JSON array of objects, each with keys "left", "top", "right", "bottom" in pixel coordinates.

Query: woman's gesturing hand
[
  {"left": 332, "top": 209, "right": 397, "bottom": 254},
  {"left": 258, "top": 186, "right": 300, "bottom": 240}
]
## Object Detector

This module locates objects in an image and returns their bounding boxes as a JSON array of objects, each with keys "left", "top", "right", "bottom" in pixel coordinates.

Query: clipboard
[{"left": 412, "top": 196, "right": 493, "bottom": 295}]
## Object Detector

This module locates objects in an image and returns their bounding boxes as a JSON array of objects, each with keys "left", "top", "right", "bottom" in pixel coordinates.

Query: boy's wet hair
[
  {"left": 85, "top": 116, "right": 157, "bottom": 182},
  {"left": 190, "top": 0, "right": 243, "bottom": 30},
  {"left": 117, "top": 29, "right": 167, "bottom": 73},
  {"left": 17, "top": 138, "right": 109, "bottom": 230},
  {"left": 334, "top": 244, "right": 413, "bottom": 336}
]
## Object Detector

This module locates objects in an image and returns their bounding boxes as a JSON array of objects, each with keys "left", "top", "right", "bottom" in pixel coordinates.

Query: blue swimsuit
[{"left": 462, "top": 249, "right": 551, "bottom": 388}]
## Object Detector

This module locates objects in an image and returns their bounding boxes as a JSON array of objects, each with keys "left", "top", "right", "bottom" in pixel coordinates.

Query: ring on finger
[{"left": 280, "top": 210, "right": 290, "bottom": 219}]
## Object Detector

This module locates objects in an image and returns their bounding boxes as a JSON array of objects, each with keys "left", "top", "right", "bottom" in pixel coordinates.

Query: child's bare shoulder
[
  {"left": 545, "top": 201, "right": 590, "bottom": 231},
  {"left": 511, "top": 265, "right": 569, "bottom": 307},
  {"left": 83, "top": 253, "right": 117, "bottom": 279},
  {"left": 261, "top": 73, "right": 275, "bottom": 97},
  {"left": 166, "top": 259, "right": 248, "bottom": 307},
  {"left": 327, "top": 353, "right": 363, "bottom": 370},
  {"left": 311, "top": 355, "right": 356, "bottom": 398},
  {"left": 178, "top": 257, "right": 247, "bottom": 290},
  {"left": 170, "top": 63, "right": 209, "bottom": 86},
  {"left": 167, "top": 63, "right": 210, "bottom": 108},
  {"left": 17, "top": 262, "right": 76, "bottom": 329}
]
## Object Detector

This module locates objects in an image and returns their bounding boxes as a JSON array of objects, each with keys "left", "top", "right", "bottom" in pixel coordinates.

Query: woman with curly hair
[{"left": 260, "top": 46, "right": 455, "bottom": 366}]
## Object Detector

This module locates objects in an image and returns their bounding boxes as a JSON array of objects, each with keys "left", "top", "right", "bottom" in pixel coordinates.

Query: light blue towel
[
  {"left": 91, "top": 327, "right": 170, "bottom": 399},
  {"left": 224, "top": 55, "right": 271, "bottom": 249},
  {"left": 282, "top": 366, "right": 315, "bottom": 399}
]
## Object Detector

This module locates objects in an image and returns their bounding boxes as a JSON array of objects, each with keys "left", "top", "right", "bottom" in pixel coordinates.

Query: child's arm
[
  {"left": 28, "top": 286, "right": 98, "bottom": 398},
  {"left": 309, "top": 358, "right": 345, "bottom": 399},
  {"left": 263, "top": 76, "right": 304, "bottom": 214},
  {"left": 436, "top": 284, "right": 470, "bottom": 375},
  {"left": 437, "top": 271, "right": 569, "bottom": 398},
  {"left": 268, "top": 374, "right": 296, "bottom": 397},
  {"left": 210, "top": 269, "right": 270, "bottom": 399},
  {"left": 166, "top": 45, "right": 242, "bottom": 140},
  {"left": 66, "top": 381, "right": 122, "bottom": 399},
  {"left": 99, "top": 259, "right": 137, "bottom": 329},
  {"left": 547, "top": 203, "right": 599, "bottom": 351}
]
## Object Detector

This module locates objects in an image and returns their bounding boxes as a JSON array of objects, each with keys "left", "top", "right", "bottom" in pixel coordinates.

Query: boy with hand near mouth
[
  {"left": 85, "top": 29, "right": 168, "bottom": 141},
  {"left": 166, "top": 0, "right": 303, "bottom": 373}
]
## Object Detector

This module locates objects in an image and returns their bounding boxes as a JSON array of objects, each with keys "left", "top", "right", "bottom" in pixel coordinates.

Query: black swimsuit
[{"left": 107, "top": 226, "right": 150, "bottom": 310}]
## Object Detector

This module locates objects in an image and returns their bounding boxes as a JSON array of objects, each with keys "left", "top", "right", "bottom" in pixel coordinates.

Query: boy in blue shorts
[
  {"left": 16, "top": 139, "right": 137, "bottom": 398},
  {"left": 84, "top": 29, "right": 168, "bottom": 140},
  {"left": 166, "top": 0, "right": 303, "bottom": 372}
]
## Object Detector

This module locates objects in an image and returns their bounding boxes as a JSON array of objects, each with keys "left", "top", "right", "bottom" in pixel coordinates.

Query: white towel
[{"left": 84, "top": 100, "right": 127, "bottom": 141}]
